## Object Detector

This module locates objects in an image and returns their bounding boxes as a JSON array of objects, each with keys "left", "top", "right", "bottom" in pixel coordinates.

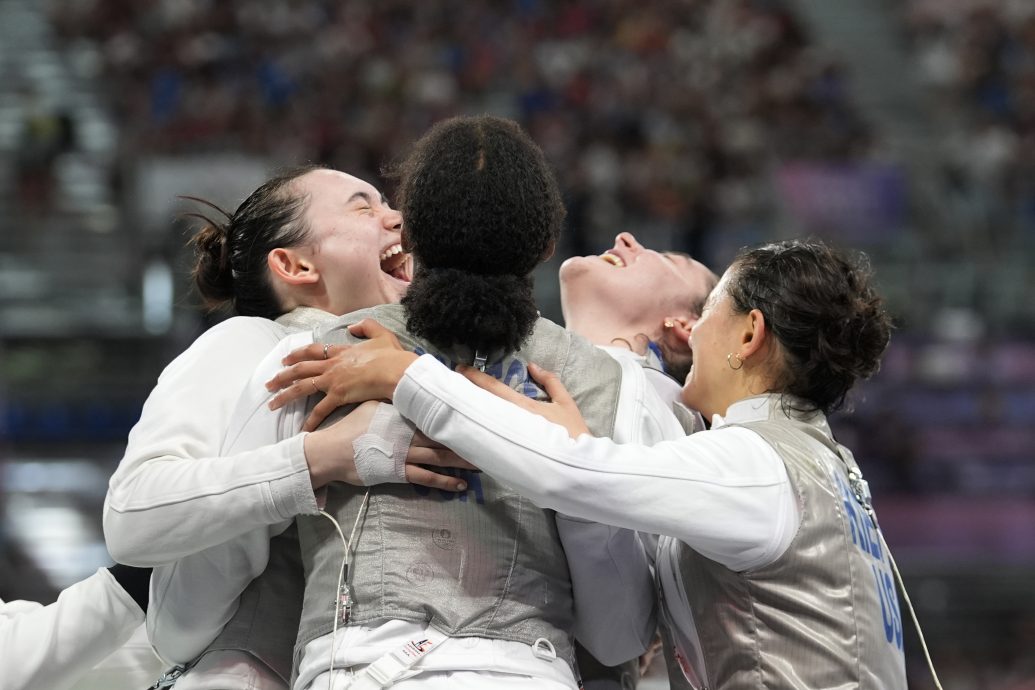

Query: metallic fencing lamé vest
[
  {"left": 666, "top": 409, "right": 907, "bottom": 689},
  {"left": 293, "top": 304, "right": 623, "bottom": 678}
]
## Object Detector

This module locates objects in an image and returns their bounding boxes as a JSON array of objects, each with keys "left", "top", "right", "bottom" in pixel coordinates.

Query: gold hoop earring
[{"left": 727, "top": 353, "right": 744, "bottom": 371}]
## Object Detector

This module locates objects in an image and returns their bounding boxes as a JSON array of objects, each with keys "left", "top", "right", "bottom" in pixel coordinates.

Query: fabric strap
[{"left": 349, "top": 629, "right": 448, "bottom": 689}]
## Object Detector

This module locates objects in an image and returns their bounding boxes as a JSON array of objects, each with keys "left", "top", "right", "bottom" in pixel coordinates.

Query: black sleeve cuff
[{"left": 107, "top": 563, "right": 152, "bottom": 613}]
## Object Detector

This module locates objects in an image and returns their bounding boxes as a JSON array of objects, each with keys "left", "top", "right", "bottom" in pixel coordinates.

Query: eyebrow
[{"left": 347, "top": 191, "right": 390, "bottom": 206}]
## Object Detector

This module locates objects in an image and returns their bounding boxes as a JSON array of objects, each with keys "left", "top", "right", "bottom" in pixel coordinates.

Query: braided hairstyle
[
  {"left": 392, "top": 116, "right": 565, "bottom": 354},
  {"left": 725, "top": 239, "right": 892, "bottom": 414},
  {"left": 188, "top": 165, "right": 323, "bottom": 319}
]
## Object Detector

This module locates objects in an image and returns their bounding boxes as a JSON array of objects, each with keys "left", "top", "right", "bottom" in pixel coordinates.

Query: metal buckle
[
  {"left": 150, "top": 664, "right": 188, "bottom": 689},
  {"left": 847, "top": 468, "right": 876, "bottom": 525}
]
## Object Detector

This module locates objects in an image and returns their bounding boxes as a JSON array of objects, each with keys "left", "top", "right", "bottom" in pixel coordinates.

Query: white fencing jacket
[
  {"left": 105, "top": 314, "right": 681, "bottom": 688},
  {"left": 0, "top": 568, "right": 162, "bottom": 690}
]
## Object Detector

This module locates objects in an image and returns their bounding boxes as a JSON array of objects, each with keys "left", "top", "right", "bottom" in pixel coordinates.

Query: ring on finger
[
  {"left": 323, "top": 343, "right": 331, "bottom": 359},
  {"left": 311, "top": 378, "right": 321, "bottom": 395}
]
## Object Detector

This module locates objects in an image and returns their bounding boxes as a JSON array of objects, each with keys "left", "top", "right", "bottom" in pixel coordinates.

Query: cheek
[
  {"left": 567, "top": 267, "right": 626, "bottom": 306},
  {"left": 331, "top": 255, "right": 382, "bottom": 297}
]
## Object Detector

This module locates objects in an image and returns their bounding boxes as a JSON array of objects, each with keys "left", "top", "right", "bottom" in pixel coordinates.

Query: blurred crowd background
[{"left": 1, "top": 0, "right": 1033, "bottom": 687}]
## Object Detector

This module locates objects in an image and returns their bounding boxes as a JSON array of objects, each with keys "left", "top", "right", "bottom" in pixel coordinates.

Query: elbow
[
  {"left": 148, "top": 624, "right": 207, "bottom": 666},
  {"left": 532, "top": 467, "right": 585, "bottom": 514},
  {"left": 104, "top": 514, "right": 162, "bottom": 566}
]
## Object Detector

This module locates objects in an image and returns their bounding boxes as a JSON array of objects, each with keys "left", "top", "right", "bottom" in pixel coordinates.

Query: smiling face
[
  {"left": 559, "top": 232, "right": 716, "bottom": 346},
  {"left": 679, "top": 272, "right": 743, "bottom": 419},
  {"left": 291, "top": 169, "right": 413, "bottom": 315}
]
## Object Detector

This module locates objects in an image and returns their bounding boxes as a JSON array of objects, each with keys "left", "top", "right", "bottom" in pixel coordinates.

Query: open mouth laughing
[{"left": 380, "top": 243, "right": 413, "bottom": 283}]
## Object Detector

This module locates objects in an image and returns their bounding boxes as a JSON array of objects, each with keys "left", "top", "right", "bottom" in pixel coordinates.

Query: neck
[
  {"left": 565, "top": 310, "right": 646, "bottom": 351},
  {"left": 715, "top": 371, "right": 778, "bottom": 419}
]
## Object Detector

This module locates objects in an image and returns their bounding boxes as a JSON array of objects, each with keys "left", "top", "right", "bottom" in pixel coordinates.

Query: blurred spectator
[
  {"left": 906, "top": 2, "right": 1035, "bottom": 249},
  {"left": 48, "top": 0, "right": 873, "bottom": 263},
  {"left": 14, "top": 84, "right": 75, "bottom": 215}
]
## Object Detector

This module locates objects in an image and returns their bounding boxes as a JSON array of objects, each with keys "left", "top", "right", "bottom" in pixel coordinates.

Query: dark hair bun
[
  {"left": 190, "top": 220, "right": 235, "bottom": 308},
  {"left": 402, "top": 267, "right": 538, "bottom": 354},
  {"left": 728, "top": 240, "right": 892, "bottom": 414},
  {"left": 391, "top": 116, "right": 564, "bottom": 354},
  {"left": 801, "top": 253, "right": 890, "bottom": 413},
  {"left": 183, "top": 165, "right": 322, "bottom": 318}
]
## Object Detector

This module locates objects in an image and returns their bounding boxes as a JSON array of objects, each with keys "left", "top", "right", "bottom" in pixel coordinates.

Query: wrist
[
  {"left": 303, "top": 430, "right": 335, "bottom": 489},
  {"left": 381, "top": 352, "right": 418, "bottom": 399}
]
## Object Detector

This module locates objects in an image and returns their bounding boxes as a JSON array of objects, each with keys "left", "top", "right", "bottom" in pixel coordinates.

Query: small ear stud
[{"left": 664, "top": 319, "right": 675, "bottom": 329}]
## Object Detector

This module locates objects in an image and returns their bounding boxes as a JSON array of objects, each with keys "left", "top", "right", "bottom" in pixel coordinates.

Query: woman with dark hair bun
[
  {"left": 313, "top": 238, "right": 911, "bottom": 689},
  {"left": 223, "top": 115, "right": 676, "bottom": 690},
  {"left": 104, "top": 166, "right": 471, "bottom": 690},
  {"left": 393, "top": 115, "right": 564, "bottom": 356}
]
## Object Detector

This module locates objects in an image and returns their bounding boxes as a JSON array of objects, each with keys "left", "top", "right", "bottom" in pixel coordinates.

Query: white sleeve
[
  {"left": 557, "top": 518, "right": 656, "bottom": 664},
  {"left": 147, "top": 333, "right": 316, "bottom": 664},
  {"left": 104, "top": 321, "right": 319, "bottom": 566},
  {"left": 396, "top": 355, "right": 796, "bottom": 572},
  {"left": 147, "top": 530, "right": 274, "bottom": 665},
  {"left": 557, "top": 353, "right": 679, "bottom": 662},
  {"left": 0, "top": 569, "right": 148, "bottom": 690}
]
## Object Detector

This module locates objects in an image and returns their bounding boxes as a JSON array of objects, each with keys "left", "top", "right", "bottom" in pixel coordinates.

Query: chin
[
  {"left": 679, "top": 378, "right": 699, "bottom": 409},
  {"left": 558, "top": 256, "right": 589, "bottom": 283}
]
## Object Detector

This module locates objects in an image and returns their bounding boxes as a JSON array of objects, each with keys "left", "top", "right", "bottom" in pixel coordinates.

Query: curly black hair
[
  {"left": 726, "top": 239, "right": 892, "bottom": 415},
  {"left": 390, "top": 115, "right": 565, "bottom": 354}
]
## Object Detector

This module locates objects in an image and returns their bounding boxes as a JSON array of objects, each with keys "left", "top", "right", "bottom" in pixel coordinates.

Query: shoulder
[
  {"left": 319, "top": 304, "right": 407, "bottom": 345},
  {"left": 521, "top": 318, "right": 620, "bottom": 386},
  {"left": 156, "top": 316, "right": 285, "bottom": 385},
  {"left": 195, "top": 316, "right": 286, "bottom": 347},
  {"left": 530, "top": 318, "right": 615, "bottom": 366},
  {"left": 695, "top": 425, "right": 789, "bottom": 480},
  {"left": 530, "top": 315, "right": 567, "bottom": 339},
  {"left": 169, "top": 317, "right": 287, "bottom": 366}
]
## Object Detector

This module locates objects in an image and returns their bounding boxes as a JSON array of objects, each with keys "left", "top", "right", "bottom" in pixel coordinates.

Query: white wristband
[{"left": 352, "top": 403, "right": 416, "bottom": 485}]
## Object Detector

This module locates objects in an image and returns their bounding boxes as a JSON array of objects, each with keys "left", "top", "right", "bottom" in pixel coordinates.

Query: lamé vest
[
  {"left": 293, "top": 304, "right": 623, "bottom": 679},
  {"left": 662, "top": 404, "right": 907, "bottom": 689}
]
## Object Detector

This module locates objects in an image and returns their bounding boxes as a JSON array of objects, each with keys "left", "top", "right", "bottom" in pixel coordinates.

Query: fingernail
[{"left": 457, "top": 482, "right": 467, "bottom": 491}]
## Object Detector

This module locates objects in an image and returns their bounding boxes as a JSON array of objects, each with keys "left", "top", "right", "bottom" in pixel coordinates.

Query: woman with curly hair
[
  {"left": 156, "top": 115, "right": 676, "bottom": 690},
  {"left": 310, "top": 238, "right": 909, "bottom": 689}
]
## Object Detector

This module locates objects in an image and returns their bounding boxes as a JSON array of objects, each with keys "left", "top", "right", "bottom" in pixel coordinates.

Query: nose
[
  {"left": 383, "top": 207, "right": 403, "bottom": 232},
  {"left": 615, "top": 232, "right": 642, "bottom": 253}
]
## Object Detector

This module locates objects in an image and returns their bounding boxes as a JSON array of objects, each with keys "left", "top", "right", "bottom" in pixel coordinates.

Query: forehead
[
  {"left": 665, "top": 251, "right": 707, "bottom": 276},
  {"left": 665, "top": 251, "right": 716, "bottom": 290},
  {"left": 295, "top": 169, "right": 382, "bottom": 204},
  {"left": 703, "top": 270, "right": 733, "bottom": 308}
]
